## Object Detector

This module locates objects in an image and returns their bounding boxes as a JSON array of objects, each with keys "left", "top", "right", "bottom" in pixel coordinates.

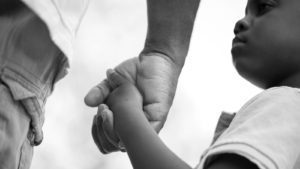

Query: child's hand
[
  {"left": 91, "top": 70, "right": 144, "bottom": 153},
  {"left": 93, "top": 72, "right": 143, "bottom": 152},
  {"left": 106, "top": 77, "right": 143, "bottom": 116}
]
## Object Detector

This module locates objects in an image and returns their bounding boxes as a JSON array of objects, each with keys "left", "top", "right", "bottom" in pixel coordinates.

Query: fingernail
[
  {"left": 106, "top": 69, "right": 114, "bottom": 76},
  {"left": 85, "top": 89, "right": 103, "bottom": 106},
  {"left": 89, "top": 88, "right": 101, "bottom": 98},
  {"left": 98, "top": 104, "right": 106, "bottom": 112}
]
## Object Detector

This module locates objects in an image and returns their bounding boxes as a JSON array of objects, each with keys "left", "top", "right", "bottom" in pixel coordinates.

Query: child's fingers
[
  {"left": 84, "top": 79, "right": 111, "bottom": 107},
  {"left": 98, "top": 104, "right": 108, "bottom": 112},
  {"left": 106, "top": 69, "right": 128, "bottom": 88}
]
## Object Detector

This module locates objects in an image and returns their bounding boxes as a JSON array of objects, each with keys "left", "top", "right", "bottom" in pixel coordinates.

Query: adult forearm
[
  {"left": 115, "top": 109, "right": 192, "bottom": 169},
  {"left": 141, "top": 0, "right": 201, "bottom": 67}
]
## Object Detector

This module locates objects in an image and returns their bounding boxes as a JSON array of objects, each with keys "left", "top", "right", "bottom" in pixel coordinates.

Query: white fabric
[
  {"left": 21, "top": 0, "right": 90, "bottom": 61},
  {"left": 197, "top": 87, "right": 300, "bottom": 169}
]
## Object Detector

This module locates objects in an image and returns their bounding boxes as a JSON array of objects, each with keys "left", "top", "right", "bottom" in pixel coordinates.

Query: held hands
[
  {"left": 106, "top": 81, "right": 143, "bottom": 116},
  {"left": 85, "top": 54, "right": 182, "bottom": 154},
  {"left": 93, "top": 73, "right": 143, "bottom": 152},
  {"left": 85, "top": 0, "right": 200, "bottom": 155}
]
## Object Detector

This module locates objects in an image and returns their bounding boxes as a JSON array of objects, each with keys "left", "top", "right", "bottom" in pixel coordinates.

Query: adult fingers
[
  {"left": 84, "top": 69, "right": 129, "bottom": 107},
  {"left": 143, "top": 104, "right": 167, "bottom": 134},
  {"left": 145, "top": 109, "right": 164, "bottom": 134},
  {"left": 99, "top": 104, "right": 126, "bottom": 152},
  {"left": 84, "top": 79, "right": 111, "bottom": 107},
  {"left": 91, "top": 113, "right": 119, "bottom": 154},
  {"left": 99, "top": 105, "right": 119, "bottom": 147},
  {"left": 149, "top": 121, "right": 164, "bottom": 134}
]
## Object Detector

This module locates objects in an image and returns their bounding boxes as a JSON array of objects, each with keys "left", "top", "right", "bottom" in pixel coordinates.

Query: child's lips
[
  {"left": 232, "top": 36, "right": 246, "bottom": 45},
  {"left": 232, "top": 36, "right": 247, "bottom": 49},
  {"left": 231, "top": 35, "right": 247, "bottom": 55}
]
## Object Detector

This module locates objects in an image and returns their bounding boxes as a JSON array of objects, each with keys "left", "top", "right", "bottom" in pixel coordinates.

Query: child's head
[{"left": 231, "top": 0, "right": 300, "bottom": 89}]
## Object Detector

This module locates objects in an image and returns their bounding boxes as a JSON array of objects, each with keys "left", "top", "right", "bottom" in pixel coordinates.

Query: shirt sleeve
[
  {"left": 197, "top": 87, "right": 300, "bottom": 169},
  {"left": 21, "top": 0, "right": 90, "bottom": 61}
]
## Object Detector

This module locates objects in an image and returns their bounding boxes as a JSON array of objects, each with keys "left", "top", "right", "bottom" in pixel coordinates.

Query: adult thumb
[{"left": 84, "top": 79, "right": 111, "bottom": 107}]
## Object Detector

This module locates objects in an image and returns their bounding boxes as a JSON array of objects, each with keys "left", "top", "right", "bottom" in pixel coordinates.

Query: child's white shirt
[
  {"left": 21, "top": 0, "right": 90, "bottom": 62},
  {"left": 197, "top": 86, "right": 300, "bottom": 169}
]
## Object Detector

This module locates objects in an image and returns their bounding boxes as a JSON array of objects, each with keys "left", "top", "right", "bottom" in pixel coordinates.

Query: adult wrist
[
  {"left": 141, "top": 41, "right": 188, "bottom": 69},
  {"left": 139, "top": 51, "right": 184, "bottom": 74},
  {"left": 143, "top": 0, "right": 200, "bottom": 68}
]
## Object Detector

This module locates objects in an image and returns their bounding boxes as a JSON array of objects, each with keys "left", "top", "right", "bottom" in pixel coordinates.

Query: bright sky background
[{"left": 31, "top": 0, "right": 262, "bottom": 168}]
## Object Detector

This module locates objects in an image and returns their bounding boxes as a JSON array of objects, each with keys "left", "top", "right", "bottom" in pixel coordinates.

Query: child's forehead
[{"left": 245, "top": 0, "right": 300, "bottom": 11}]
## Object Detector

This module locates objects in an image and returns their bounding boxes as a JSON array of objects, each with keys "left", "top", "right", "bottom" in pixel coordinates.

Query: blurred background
[{"left": 31, "top": 0, "right": 261, "bottom": 168}]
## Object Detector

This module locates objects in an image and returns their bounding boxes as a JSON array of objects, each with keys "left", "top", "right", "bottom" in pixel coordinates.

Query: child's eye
[
  {"left": 258, "top": 3, "right": 272, "bottom": 13},
  {"left": 257, "top": 1, "right": 276, "bottom": 15}
]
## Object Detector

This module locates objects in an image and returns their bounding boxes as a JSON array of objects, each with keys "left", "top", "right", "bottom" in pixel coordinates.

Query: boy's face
[{"left": 232, "top": 0, "right": 300, "bottom": 89}]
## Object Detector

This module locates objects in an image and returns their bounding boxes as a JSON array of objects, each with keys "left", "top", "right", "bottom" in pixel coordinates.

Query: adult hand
[
  {"left": 86, "top": 0, "right": 200, "bottom": 155},
  {"left": 85, "top": 53, "right": 182, "bottom": 154}
]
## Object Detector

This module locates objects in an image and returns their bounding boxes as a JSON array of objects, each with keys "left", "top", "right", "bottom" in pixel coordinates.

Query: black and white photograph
[{"left": 1, "top": 0, "right": 300, "bottom": 169}]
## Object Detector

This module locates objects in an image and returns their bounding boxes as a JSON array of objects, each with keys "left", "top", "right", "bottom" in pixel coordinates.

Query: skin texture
[
  {"left": 232, "top": 0, "right": 300, "bottom": 89},
  {"left": 85, "top": 0, "right": 200, "bottom": 153},
  {"left": 98, "top": 72, "right": 258, "bottom": 169},
  {"left": 92, "top": 0, "right": 300, "bottom": 168},
  {"left": 90, "top": 56, "right": 182, "bottom": 153},
  {"left": 103, "top": 74, "right": 193, "bottom": 169}
]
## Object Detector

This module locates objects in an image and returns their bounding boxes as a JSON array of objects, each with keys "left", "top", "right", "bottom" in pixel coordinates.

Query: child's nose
[{"left": 234, "top": 18, "right": 250, "bottom": 35}]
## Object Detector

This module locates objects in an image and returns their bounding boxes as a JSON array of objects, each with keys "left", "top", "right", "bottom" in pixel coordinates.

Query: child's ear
[{"left": 106, "top": 69, "right": 129, "bottom": 88}]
